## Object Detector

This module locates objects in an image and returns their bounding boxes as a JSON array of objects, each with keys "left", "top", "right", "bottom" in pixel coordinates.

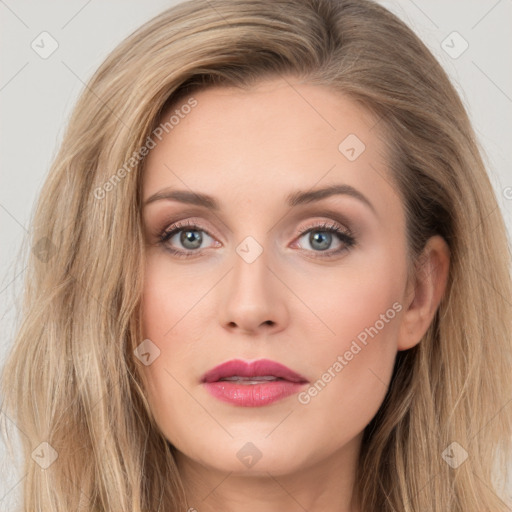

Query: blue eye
[
  {"left": 295, "top": 221, "right": 356, "bottom": 257},
  {"left": 157, "top": 220, "right": 356, "bottom": 259},
  {"left": 158, "top": 220, "right": 216, "bottom": 258}
]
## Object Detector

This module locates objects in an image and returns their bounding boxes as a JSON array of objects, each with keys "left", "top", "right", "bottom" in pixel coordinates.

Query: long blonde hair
[{"left": 1, "top": 0, "right": 511, "bottom": 510}]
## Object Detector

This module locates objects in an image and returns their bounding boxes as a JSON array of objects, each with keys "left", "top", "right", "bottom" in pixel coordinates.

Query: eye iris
[
  {"left": 310, "top": 231, "right": 332, "bottom": 251},
  {"left": 180, "top": 230, "right": 202, "bottom": 249}
]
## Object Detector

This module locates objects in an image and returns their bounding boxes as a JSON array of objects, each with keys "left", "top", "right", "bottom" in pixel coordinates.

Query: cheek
[
  {"left": 139, "top": 257, "right": 212, "bottom": 431},
  {"left": 295, "top": 256, "right": 405, "bottom": 427},
  {"left": 327, "top": 273, "right": 403, "bottom": 352},
  {"left": 293, "top": 244, "right": 405, "bottom": 353},
  {"left": 141, "top": 255, "right": 204, "bottom": 339}
]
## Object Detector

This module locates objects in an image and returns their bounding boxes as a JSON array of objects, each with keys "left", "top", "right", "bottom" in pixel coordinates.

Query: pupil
[
  {"left": 181, "top": 230, "right": 202, "bottom": 249},
  {"left": 310, "top": 231, "right": 331, "bottom": 251}
]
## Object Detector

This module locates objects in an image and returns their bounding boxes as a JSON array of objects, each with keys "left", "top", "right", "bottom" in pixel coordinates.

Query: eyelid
[
  {"left": 295, "top": 216, "right": 352, "bottom": 236},
  {"left": 155, "top": 216, "right": 219, "bottom": 241},
  {"left": 293, "top": 207, "right": 357, "bottom": 232}
]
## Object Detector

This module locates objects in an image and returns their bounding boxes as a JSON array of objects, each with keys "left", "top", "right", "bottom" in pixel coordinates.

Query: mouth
[
  {"left": 201, "top": 358, "right": 309, "bottom": 407},
  {"left": 216, "top": 375, "right": 288, "bottom": 384},
  {"left": 201, "top": 358, "right": 309, "bottom": 384}
]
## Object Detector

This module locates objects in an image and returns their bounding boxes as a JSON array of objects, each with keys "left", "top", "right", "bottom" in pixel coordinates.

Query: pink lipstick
[{"left": 201, "top": 358, "right": 308, "bottom": 407}]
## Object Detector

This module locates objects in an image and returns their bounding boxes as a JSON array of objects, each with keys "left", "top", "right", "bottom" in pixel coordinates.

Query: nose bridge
[
  {"left": 218, "top": 231, "right": 287, "bottom": 333},
  {"left": 231, "top": 233, "right": 272, "bottom": 302}
]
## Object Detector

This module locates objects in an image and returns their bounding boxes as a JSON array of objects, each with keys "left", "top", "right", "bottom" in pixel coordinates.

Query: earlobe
[{"left": 397, "top": 236, "right": 450, "bottom": 351}]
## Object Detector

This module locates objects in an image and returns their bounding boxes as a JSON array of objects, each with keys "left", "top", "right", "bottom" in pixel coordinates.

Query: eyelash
[{"left": 157, "top": 219, "right": 356, "bottom": 259}]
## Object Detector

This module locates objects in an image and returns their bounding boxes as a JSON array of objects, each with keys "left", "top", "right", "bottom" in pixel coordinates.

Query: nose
[{"left": 218, "top": 244, "right": 289, "bottom": 335}]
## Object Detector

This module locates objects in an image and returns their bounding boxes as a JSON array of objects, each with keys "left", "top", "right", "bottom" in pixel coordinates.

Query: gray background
[{"left": 1, "top": 0, "right": 511, "bottom": 508}]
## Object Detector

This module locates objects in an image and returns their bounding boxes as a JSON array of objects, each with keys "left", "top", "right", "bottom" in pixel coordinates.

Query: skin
[{"left": 140, "top": 77, "right": 450, "bottom": 512}]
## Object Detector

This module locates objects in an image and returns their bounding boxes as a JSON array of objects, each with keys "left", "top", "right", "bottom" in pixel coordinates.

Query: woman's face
[{"left": 140, "top": 77, "right": 415, "bottom": 478}]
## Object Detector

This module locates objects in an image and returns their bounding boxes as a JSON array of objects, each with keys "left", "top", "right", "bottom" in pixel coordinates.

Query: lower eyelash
[{"left": 158, "top": 221, "right": 356, "bottom": 258}]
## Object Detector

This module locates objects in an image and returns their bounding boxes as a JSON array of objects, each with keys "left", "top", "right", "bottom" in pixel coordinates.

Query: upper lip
[{"left": 201, "top": 358, "right": 309, "bottom": 384}]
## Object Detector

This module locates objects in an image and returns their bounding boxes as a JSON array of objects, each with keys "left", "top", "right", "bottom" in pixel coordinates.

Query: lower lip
[{"left": 203, "top": 380, "right": 307, "bottom": 407}]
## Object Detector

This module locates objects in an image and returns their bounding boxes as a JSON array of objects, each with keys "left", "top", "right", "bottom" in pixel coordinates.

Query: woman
[{"left": 1, "top": 0, "right": 511, "bottom": 510}]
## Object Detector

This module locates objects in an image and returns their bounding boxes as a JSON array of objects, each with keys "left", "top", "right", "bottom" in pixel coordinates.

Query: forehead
[
  {"left": 142, "top": 77, "right": 400, "bottom": 218},
  {"left": 159, "top": 78, "right": 380, "bottom": 147}
]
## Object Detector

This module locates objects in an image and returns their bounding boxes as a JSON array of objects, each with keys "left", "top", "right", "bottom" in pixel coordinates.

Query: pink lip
[
  {"left": 201, "top": 358, "right": 309, "bottom": 407},
  {"left": 201, "top": 358, "right": 308, "bottom": 383}
]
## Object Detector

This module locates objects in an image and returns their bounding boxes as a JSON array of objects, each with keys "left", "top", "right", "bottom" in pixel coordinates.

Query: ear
[{"left": 397, "top": 235, "right": 450, "bottom": 351}]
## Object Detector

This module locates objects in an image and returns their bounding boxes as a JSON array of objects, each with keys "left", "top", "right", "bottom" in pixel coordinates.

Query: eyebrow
[{"left": 143, "top": 184, "right": 376, "bottom": 214}]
